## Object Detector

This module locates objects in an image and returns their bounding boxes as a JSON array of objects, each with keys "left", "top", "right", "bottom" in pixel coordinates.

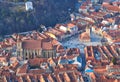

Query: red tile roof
[
  {"left": 28, "top": 69, "right": 46, "bottom": 74},
  {"left": 22, "top": 40, "right": 42, "bottom": 49},
  {"left": 80, "top": 6, "right": 86, "bottom": 9},
  {"left": 42, "top": 39, "right": 53, "bottom": 50},
  {"left": 22, "top": 38, "right": 55, "bottom": 50},
  {"left": 102, "top": 4, "right": 120, "bottom": 12},
  {"left": 17, "top": 64, "right": 28, "bottom": 74},
  {"left": 28, "top": 58, "right": 47, "bottom": 66}
]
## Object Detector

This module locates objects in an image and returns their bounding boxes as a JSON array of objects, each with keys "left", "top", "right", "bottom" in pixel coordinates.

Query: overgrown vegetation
[
  {"left": 0, "top": 0, "right": 77, "bottom": 36},
  {"left": 111, "top": 57, "right": 117, "bottom": 65}
]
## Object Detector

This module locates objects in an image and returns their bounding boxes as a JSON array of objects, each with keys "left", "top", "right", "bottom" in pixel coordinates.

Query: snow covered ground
[
  {"left": 61, "top": 32, "right": 103, "bottom": 53},
  {"left": 90, "top": 31, "right": 102, "bottom": 42},
  {"left": 61, "top": 34, "right": 84, "bottom": 53},
  {"left": 60, "top": 32, "right": 103, "bottom": 69}
]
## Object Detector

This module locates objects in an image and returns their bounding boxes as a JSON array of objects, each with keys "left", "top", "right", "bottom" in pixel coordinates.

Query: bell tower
[{"left": 16, "top": 40, "right": 23, "bottom": 58}]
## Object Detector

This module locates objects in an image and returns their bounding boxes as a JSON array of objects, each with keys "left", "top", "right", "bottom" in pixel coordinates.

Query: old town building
[{"left": 17, "top": 38, "right": 56, "bottom": 60}]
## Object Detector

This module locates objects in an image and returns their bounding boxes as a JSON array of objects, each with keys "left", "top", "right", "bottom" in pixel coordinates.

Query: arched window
[
  {"left": 25, "top": 52, "right": 27, "bottom": 57},
  {"left": 47, "top": 51, "right": 49, "bottom": 58},
  {"left": 31, "top": 52, "right": 34, "bottom": 58},
  {"left": 35, "top": 51, "right": 37, "bottom": 57}
]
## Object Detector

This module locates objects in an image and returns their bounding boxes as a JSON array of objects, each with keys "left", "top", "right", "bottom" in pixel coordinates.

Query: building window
[
  {"left": 32, "top": 52, "right": 34, "bottom": 58},
  {"left": 35, "top": 52, "right": 37, "bottom": 57},
  {"left": 43, "top": 51, "right": 46, "bottom": 58},
  {"left": 48, "top": 51, "right": 49, "bottom": 58},
  {"left": 17, "top": 51, "right": 20, "bottom": 56},
  {"left": 25, "top": 53, "right": 28, "bottom": 59},
  {"left": 26, "top": 53, "right": 27, "bottom": 56}
]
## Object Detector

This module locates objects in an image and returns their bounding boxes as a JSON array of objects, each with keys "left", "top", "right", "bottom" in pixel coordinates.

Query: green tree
[{"left": 111, "top": 57, "right": 117, "bottom": 65}]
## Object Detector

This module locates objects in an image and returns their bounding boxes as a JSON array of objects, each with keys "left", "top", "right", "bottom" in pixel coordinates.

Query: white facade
[
  {"left": 59, "top": 26, "right": 68, "bottom": 32},
  {"left": 25, "top": 1, "right": 33, "bottom": 11},
  {"left": 70, "top": 14, "right": 75, "bottom": 21}
]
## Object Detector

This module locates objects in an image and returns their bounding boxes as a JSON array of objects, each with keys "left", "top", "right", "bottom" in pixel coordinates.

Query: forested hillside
[{"left": 0, "top": 0, "right": 77, "bottom": 36}]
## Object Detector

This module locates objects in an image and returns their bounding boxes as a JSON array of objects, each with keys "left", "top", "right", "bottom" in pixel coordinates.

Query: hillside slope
[{"left": 0, "top": 0, "right": 77, "bottom": 35}]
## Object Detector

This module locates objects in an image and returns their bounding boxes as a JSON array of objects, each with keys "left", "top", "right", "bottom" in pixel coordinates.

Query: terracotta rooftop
[
  {"left": 63, "top": 72, "right": 70, "bottom": 82},
  {"left": 80, "top": 32, "right": 90, "bottom": 41},
  {"left": 102, "top": 3, "right": 120, "bottom": 12},
  {"left": 80, "top": 6, "right": 86, "bottom": 9},
  {"left": 38, "top": 33, "right": 48, "bottom": 39},
  {"left": 108, "top": 30, "right": 120, "bottom": 39},
  {"left": 21, "top": 38, "right": 55, "bottom": 50},
  {"left": 42, "top": 39, "right": 53, "bottom": 50},
  {"left": 16, "top": 64, "right": 28, "bottom": 74},
  {"left": 28, "top": 58, "right": 47, "bottom": 66},
  {"left": 22, "top": 40, "right": 42, "bottom": 49},
  {"left": 48, "top": 28, "right": 64, "bottom": 37},
  {"left": 56, "top": 45, "right": 65, "bottom": 53},
  {"left": 28, "top": 69, "right": 46, "bottom": 74},
  {"left": 2, "top": 67, "right": 83, "bottom": 82},
  {"left": 85, "top": 46, "right": 95, "bottom": 61},
  {"left": 0, "top": 56, "right": 7, "bottom": 62}
]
